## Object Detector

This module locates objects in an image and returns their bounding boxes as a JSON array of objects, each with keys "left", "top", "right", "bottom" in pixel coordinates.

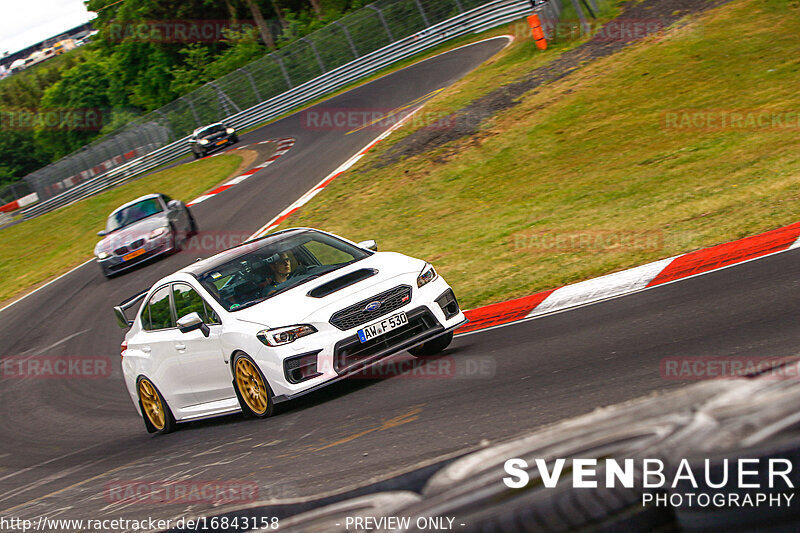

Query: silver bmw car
[{"left": 94, "top": 193, "right": 197, "bottom": 278}]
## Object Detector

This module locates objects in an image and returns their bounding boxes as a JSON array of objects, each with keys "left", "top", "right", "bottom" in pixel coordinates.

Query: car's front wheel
[
  {"left": 233, "top": 353, "right": 274, "bottom": 418},
  {"left": 137, "top": 377, "right": 176, "bottom": 434},
  {"left": 408, "top": 331, "right": 453, "bottom": 357}
]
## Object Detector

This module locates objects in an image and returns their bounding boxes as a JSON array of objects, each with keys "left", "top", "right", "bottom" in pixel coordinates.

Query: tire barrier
[
  {"left": 157, "top": 364, "right": 800, "bottom": 532},
  {"left": 666, "top": 376, "right": 800, "bottom": 532}
]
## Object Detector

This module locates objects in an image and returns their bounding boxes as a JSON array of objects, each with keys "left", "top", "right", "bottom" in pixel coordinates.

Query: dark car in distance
[
  {"left": 94, "top": 194, "right": 197, "bottom": 278},
  {"left": 189, "top": 123, "right": 239, "bottom": 159}
]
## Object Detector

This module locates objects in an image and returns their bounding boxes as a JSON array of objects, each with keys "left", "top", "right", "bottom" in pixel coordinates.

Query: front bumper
[
  {"left": 261, "top": 275, "right": 467, "bottom": 403},
  {"left": 272, "top": 314, "right": 467, "bottom": 403},
  {"left": 97, "top": 235, "right": 173, "bottom": 276},
  {"left": 198, "top": 135, "right": 237, "bottom": 155}
]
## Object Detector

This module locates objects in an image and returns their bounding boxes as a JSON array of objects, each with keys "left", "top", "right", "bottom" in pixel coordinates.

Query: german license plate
[
  {"left": 122, "top": 248, "right": 146, "bottom": 262},
  {"left": 358, "top": 311, "right": 408, "bottom": 343}
]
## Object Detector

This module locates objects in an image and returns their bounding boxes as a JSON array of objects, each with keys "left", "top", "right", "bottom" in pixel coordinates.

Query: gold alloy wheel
[
  {"left": 138, "top": 379, "right": 166, "bottom": 430},
  {"left": 235, "top": 358, "right": 269, "bottom": 415}
]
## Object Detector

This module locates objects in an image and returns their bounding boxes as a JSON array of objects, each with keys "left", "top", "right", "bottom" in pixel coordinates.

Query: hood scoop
[{"left": 307, "top": 268, "right": 378, "bottom": 298}]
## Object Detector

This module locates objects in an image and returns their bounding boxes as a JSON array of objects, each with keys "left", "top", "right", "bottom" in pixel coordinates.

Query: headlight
[
  {"left": 226, "top": 127, "right": 235, "bottom": 134},
  {"left": 257, "top": 325, "right": 317, "bottom": 347},
  {"left": 149, "top": 227, "right": 169, "bottom": 239},
  {"left": 97, "top": 251, "right": 109, "bottom": 260},
  {"left": 198, "top": 139, "right": 209, "bottom": 145},
  {"left": 417, "top": 263, "right": 438, "bottom": 288}
]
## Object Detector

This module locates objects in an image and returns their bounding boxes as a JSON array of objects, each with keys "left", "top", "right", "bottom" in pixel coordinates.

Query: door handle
[
  {"left": 174, "top": 344, "right": 186, "bottom": 351},
  {"left": 142, "top": 346, "right": 151, "bottom": 353}
]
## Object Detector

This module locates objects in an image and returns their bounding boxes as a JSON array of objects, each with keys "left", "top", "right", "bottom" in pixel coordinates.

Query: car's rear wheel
[
  {"left": 233, "top": 353, "right": 274, "bottom": 418},
  {"left": 409, "top": 331, "right": 453, "bottom": 357},
  {"left": 137, "top": 377, "right": 176, "bottom": 434}
]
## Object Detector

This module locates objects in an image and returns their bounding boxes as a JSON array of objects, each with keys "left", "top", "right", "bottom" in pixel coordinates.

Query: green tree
[{"left": 34, "top": 58, "right": 113, "bottom": 159}]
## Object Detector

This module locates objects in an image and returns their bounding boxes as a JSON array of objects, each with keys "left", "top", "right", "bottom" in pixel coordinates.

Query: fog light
[
  {"left": 284, "top": 350, "right": 321, "bottom": 384},
  {"left": 435, "top": 289, "right": 460, "bottom": 319}
]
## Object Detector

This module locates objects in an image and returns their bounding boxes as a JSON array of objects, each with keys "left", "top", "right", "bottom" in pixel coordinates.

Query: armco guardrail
[{"left": 22, "top": 0, "right": 551, "bottom": 219}]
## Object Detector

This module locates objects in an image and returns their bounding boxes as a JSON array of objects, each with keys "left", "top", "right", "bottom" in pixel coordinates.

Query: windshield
[
  {"left": 106, "top": 198, "right": 163, "bottom": 232},
  {"left": 196, "top": 231, "right": 370, "bottom": 312},
  {"left": 196, "top": 124, "right": 225, "bottom": 137}
]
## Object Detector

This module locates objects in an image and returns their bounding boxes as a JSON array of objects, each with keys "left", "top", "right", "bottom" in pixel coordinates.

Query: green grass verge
[
  {"left": 274, "top": 0, "right": 800, "bottom": 310},
  {"left": 0, "top": 154, "right": 243, "bottom": 305}
]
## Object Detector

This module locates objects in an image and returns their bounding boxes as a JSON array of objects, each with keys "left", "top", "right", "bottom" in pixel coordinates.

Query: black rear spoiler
[{"left": 113, "top": 290, "right": 148, "bottom": 328}]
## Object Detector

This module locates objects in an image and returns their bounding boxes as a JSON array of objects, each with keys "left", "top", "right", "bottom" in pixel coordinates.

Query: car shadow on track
[{"left": 179, "top": 350, "right": 467, "bottom": 432}]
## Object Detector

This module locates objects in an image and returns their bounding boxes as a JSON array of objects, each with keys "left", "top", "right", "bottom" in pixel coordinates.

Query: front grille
[
  {"left": 333, "top": 307, "right": 441, "bottom": 374},
  {"left": 329, "top": 285, "right": 412, "bottom": 331},
  {"left": 114, "top": 239, "right": 145, "bottom": 256}
]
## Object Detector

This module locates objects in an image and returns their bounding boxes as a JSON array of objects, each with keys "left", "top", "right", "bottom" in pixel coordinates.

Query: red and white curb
[
  {"left": 457, "top": 222, "right": 800, "bottom": 335},
  {"left": 249, "top": 107, "right": 424, "bottom": 240},
  {"left": 0, "top": 192, "right": 39, "bottom": 214},
  {"left": 186, "top": 138, "right": 296, "bottom": 206}
]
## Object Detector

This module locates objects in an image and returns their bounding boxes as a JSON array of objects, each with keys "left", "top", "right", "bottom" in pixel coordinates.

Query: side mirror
[
  {"left": 97, "top": 230, "right": 107, "bottom": 237},
  {"left": 113, "top": 306, "right": 132, "bottom": 328},
  {"left": 177, "top": 312, "right": 210, "bottom": 337},
  {"left": 167, "top": 200, "right": 181, "bottom": 210},
  {"left": 358, "top": 239, "right": 378, "bottom": 252}
]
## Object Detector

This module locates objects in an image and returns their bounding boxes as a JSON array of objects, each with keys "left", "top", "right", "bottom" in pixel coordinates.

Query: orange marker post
[{"left": 527, "top": 13, "right": 548, "bottom": 50}]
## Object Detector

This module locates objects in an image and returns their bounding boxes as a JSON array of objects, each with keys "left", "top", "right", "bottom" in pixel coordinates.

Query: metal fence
[{"left": 21, "top": 0, "right": 575, "bottom": 219}]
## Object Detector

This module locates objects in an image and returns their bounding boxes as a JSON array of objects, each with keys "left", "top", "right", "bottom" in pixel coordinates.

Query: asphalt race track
[{"left": 3, "top": 36, "right": 800, "bottom": 525}]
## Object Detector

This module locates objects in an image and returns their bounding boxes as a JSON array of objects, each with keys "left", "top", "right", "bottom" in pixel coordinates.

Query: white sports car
[{"left": 114, "top": 228, "right": 466, "bottom": 434}]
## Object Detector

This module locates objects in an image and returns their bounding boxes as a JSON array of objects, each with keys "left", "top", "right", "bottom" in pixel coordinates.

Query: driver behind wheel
[
  {"left": 268, "top": 252, "right": 293, "bottom": 284},
  {"left": 254, "top": 252, "right": 297, "bottom": 293}
]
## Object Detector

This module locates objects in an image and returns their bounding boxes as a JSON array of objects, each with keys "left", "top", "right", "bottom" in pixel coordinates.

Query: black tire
[
  {"left": 137, "top": 376, "right": 176, "bottom": 435},
  {"left": 230, "top": 135, "right": 239, "bottom": 144},
  {"left": 186, "top": 209, "right": 198, "bottom": 236},
  {"left": 398, "top": 414, "right": 695, "bottom": 532},
  {"left": 667, "top": 379, "right": 800, "bottom": 531},
  {"left": 671, "top": 437, "right": 800, "bottom": 532},
  {"left": 192, "top": 150, "right": 200, "bottom": 159},
  {"left": 409, "top": 331, "right": 453, "bottom": 357},
  {"left": 167, "top": 223, "right": 182, "bottom": 252},
  {"left": 411, "top": 382, "right": 736, "bottom": 533},
  {"left": 232, "top": 352, "right": 275, "bottom": 418}
]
